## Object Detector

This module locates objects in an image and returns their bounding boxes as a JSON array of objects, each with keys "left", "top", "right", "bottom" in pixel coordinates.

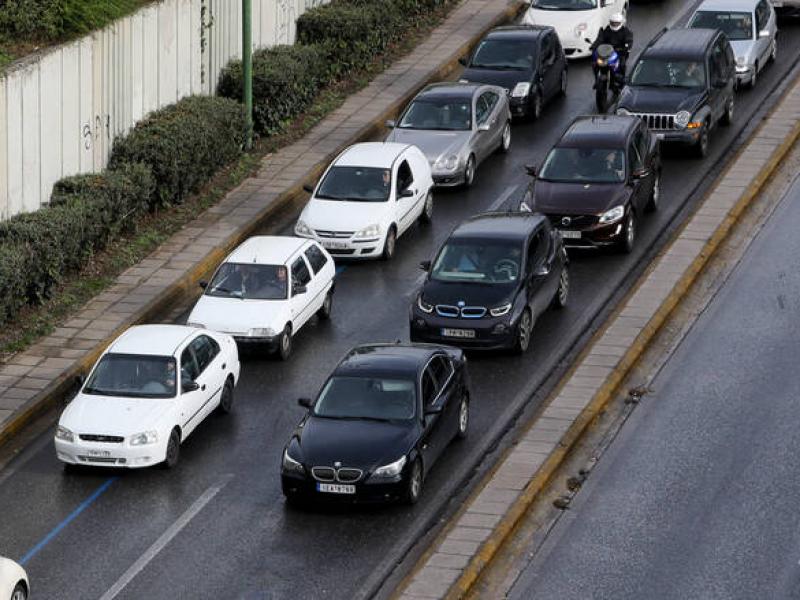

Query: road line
[
  {"left": 19, "top": 476, "right": 117, "bottom": 565},
  {"left": 99, "top": 476, "right": 232, "bottom": 600},
  {"left": 488, "top": 183, "right": 521, "bottom": 212}
]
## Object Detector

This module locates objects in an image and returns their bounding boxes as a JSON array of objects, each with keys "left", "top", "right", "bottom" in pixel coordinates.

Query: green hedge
[
  {"left": 109, "top": 95, "right": 245, "bottom": 207},
  {"left": 217, "top": 45, "right": 330, "bottom": 137}
]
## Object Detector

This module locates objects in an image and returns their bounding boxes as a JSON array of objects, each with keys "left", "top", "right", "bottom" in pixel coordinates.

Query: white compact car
[
  {"left": 0, "top": 558, "right": 28, "bottom": 600},
  {"left": 295, "top": 142, "right": 434, "bottom": 260},
  {"left": 55, "top": 325, "right": 240, "bottom": 470},
  {"left": 187, "top": 236, "right": 336, "bottom": 360},
  {"left": 522, "top": 0, "right": 627, "bottom": 59}
]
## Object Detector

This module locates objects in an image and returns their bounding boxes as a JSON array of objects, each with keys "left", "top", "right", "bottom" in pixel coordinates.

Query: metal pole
[{"left": 242, "top": 0, "right": 253, "bottom": 150}]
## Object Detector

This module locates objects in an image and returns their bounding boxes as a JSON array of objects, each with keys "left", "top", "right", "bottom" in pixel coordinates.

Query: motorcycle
[{"left": 591, "top": 43, "right": 623, "bottom": 113}]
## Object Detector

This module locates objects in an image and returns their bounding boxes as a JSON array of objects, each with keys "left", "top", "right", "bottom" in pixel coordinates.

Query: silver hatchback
[
  {"left": 688, "top": 0, "right": 777, "bottom": 89},
  {"left": 385, "top": 82, "right": 512, "bottom": 188}
]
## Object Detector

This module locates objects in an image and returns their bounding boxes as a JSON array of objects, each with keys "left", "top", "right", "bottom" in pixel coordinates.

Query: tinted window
[
  {"left": 305, "top": 244, "right": 328, "bottom": 274},
  {"left": 541, "top": 34, "right": 555, "bottom": 65},
  {"left": 421, "top": 370, "right": 438, "bottom": 405},
  {"left": 755, "top": 1, "right": 769, "bottom": 30},
  {"left": 181, "top": 347, "right": 200, "bottom": 383},
  {"left": 84, "top": 354, "right": 177, "bottom": 399},
  {"left": 429, "top": 356, "right": 454, "bottom": 390},
  {"left": 689, "top": 11, "right": 753, "bottom": 40},
  {"left": 471, "top": 39, "right": 537, "bottom": 70},
  {"left": 316, "top": 166, "right": 391, "bottom": 202},
  {"left": 397, "top": 160, "right": 414, "bottom": 193},
  {"left": 532, "top": 0, "right": 596, "bottom": 9},
  {"left": 630, "top": 58, "right": 706, "bottom": 88},
  {"left": 527, "top": 230, "right": 549, "bottom": 270},
  {"left": 314, "top": 376, "right": 416, "bottom": 420},
  {"left": 540, "top": 147, "right": 625, "bottom": 183},
  {"left": 191, "top": 335, "right": 219, "bottom": 373},
  {"left": 207, "top": 263, "right": 288, "bottom": 300},
  {"left": 634, "top": 128, "right": 649, "bottom": 164},
  {"left": 476, "top": 93, "right": 492, "bottom": 124},
  {"left": 399, "top": 97, "right": 472, "bottom": 131},
  {"left": 291, "top": 257, "right": 312, "bottom": 288},
  {"left": 432, "top": 239, "right": 523, "bottom": 283}
]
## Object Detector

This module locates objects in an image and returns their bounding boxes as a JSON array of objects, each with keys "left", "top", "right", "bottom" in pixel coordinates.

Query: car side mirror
[
  {"left": 534, "top": 265, "right": 550, "bottom": 277},
  {"left": 424, "top": 404, "right": 443, "bottom": 415},
  {"left": 419, "top": 260, "right": 431, "bottom": 272},
  {"left": 478, "top": 122, "right": 491, "bottom": 132},
  {"left": 400, "top": 188, "right": 414, "bottom": 198},
  {"left": 302, "top": 184, "right": 314, "bottom": 194},
  {"left": 458, "top": 56, "right": 467, "bottom": 66},
  {"left": 385, "top": 119, "right": 396, "bottom": 129},
  {"left": 293, "top": 284, "right": 307, "bottom": 296},
  {"left": 632, "top": 167, "right": 650, "bottom": 180},
  {"left": 601, "top": 0, "right": 613, "bottom": 6},
  {"left": 524, "top": 164, "right": 537, "bottom": 178},
  {"left": 199, "top": 280, "right": 208, "bottom": 290},
  {"left": 759, "top": 29, "right": 770, "bottom": 39},
  {"left": 182, "top": 380, "right": 200, "bottom": 394},
  {"left": 298, "top": 397, "right": 313, "bottom": 409}
]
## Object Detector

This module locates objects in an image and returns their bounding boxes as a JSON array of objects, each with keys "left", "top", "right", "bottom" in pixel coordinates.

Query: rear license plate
[
  {"left": 88, "top": 449, "right": 111, "bottom": 457},
  {"left": 317, "top": 483, "right": 356, "bottom": 494},
  {"left": 558, "top": 229, "right": 581, "bottom": 239},
  {"left": 321, "top": 240, "right": 349, "bottom": 250},
  {"left": 441, "top": 328, "right": 476, "bottom": 338}
]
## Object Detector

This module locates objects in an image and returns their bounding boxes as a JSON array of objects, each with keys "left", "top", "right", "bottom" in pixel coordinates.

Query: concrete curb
[
  {"left": 0, "top": 2, "right": 526, "bottom": 450},
  {"left": 395, "top": 73, "right": 800, "bottom": 600}
]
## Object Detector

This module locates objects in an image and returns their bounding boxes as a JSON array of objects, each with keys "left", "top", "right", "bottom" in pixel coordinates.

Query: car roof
[
  {"left": 107, "top": 325, "right": 197, "bottom": 356},
  {"left": 225, "top": 235, "right": 307, "bottom": 265},
  {"left": 644, "top": 28, "right": 719, "bottom": 60},
  {"left": 558, "top": 115, "right": 637, "bottom": 149},
  {"left": 484, "top": 25, "right": 550, "bottom": 41},
  {"left": 452, "top": 211, "right": 545, "bottom": 241},
  {"left": 418, "top": 82, "right": 482, "bottom": 100},
  {"left": 334, "top": 142, "right": 413, "bottom": 169},
  {"left": 693, "top": 0, "right": 757, "bottom": 11},
  {"left": 334, "top": 344, "right": 441, "bottom": 379}
]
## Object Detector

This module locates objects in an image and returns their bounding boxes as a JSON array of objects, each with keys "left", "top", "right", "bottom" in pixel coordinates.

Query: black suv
[
  {"left": 616, "top": 28, "right": 736, "bottom": 158},
  {"left": 460, "top": 25, "right": 567, "bottom": 120},
  {"left": 521, "top": 115, "right": 661, "bottom": 253},
  {"left": 409, "top": 212, "right": 568, "bottom": 353}
]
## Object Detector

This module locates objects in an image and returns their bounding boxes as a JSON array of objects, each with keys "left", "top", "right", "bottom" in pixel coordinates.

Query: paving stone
[
  {"left": 8, "top": 355, "right": 44, "bottom": 367},
  {"left": 437, "top": 538, "right": 481, "bottom": 556},
  {"left": 0, "top": 365, "right": 32, "bottom": 377},
  {"left": 427, "top": 552, "right": 471, "bottom": 570},
  {"left": 15, "top": 378, "right": 51, "bottom": 391},
  {"left": 446, "top": 526, "right": 493, "bottom": 543}
]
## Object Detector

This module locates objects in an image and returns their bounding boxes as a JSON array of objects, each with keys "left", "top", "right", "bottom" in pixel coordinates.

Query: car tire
[
  {"left": 455, "top": 396, "right": 469, "bottom": 441},
  {"left": 512, "top": 309, "right": 533, "bottom": 355},
  {"left": 722, "top": 96, "right": 734, "bottom": 125},
  {"left": 619, "top": 210, "right": 636, "bottom": 254},
  {"left": 694, "top": 124, "right": 710, "bottom": 158},
  {"left": 551, "top": 266, "right": 570, "bottom": 309},
  {"left": 318, "top": 290, "right": 333, "bottom": 320},
  {"left": 381, "top": 226, "right": 397, "bottom": 261},
  {"left": 403, "top": 458, "right": 423, "bottom": 505},
  {"left": 497, "top": 122, "right": 511, "bottom": 154},
  {"left": 161, "top": 428, "right": 181, "bottom": 470},
  {"left": 531, "top": 89, "right": 543, "bottom": 120},
  {"left": 749, "top": 64, "right": 758, "bottom": 90},
  {"left": 646, "top": 170, "right": 660, "bottom": 212},
  {"left": 770, "top": 39, "right": 777, "bottom": 63},
  {"left": 418, "top": 191, "right": 434, "bottom": 224},
  {"left": 11, "top": 583, "right": 27, "bottom": 600},
  {"left": 277, "top": 324, "right": 293, "bottom": 361},
  {"left": 463, "top": 155, "right": 476, "bottom": 188},
  {"left": 218, "top": 378, "right": 234, "bottom": 415},
  {"left": 559, "top": 69, "right": 568, "bottom": 96}
]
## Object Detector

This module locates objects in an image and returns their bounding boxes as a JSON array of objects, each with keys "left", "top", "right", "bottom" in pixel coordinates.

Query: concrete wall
[{"left": 0, "top": 0, "right": 327, "bottom": 220}]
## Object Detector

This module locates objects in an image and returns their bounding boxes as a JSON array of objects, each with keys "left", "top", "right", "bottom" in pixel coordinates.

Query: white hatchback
[
  {"left": 0, "top": 557, "right": 28, "bottom": 600},
  {"left": 55, "top": 325, "right": 240, "bottom": 470},
  {"left": 295, "top": 142, "right": 434, "bottom": 260},
  {"left": 187, "top": 236, "right": 336, "bottom": 360},
  {"left": 522, "top": 0, "right": 627, "bottom": 59}
]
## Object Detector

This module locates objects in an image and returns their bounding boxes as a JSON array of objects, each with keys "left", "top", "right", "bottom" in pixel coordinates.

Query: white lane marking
[
  {"left": 99, "top": 476, "right": 232, "bottom": 600},
  {"left": 488, "top": 183, "right": 521, "bottom": 212}
]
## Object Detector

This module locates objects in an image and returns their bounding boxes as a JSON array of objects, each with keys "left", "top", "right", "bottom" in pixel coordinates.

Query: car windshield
[
  {"left": 206, "top": 263, "right": 288, "bottom": 299},
  {"left": 532, "top": 0, "right": 596, "bottom": 10},
  {"left": 431, "top": 239, "right": 523, "bottom": 283},
  {"left": 689, "top": 11, "right": 753, "bottom": 41},
  {"left": 314, "top": 376, "right": 417, "bottom": 421},
  {"left": 83, "top": 354, "right": 177, "bottom": 399},
  {"left": 398, "top": 98, "right": 472, "bottom": 131},
  {"left": 315, "top": 166, "right": 392, "bottom": 202},
  {"left": 630, "top": 58, "right": 707, "bottom": 88},
  {"left": 471, "top": 39, "right": 537, "bottom": 70},
  {"left": 540, "top": 147, "right": 626, "bottom": 183}
]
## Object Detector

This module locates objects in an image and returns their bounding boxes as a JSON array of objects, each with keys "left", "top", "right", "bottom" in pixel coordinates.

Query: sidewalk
[{"left": 393, "top": 62, "right": 800, "bottom": 600}]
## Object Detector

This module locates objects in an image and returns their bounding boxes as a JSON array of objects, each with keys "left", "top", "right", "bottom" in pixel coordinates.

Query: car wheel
[
  {"left": 646, "top": 170, "right": 660, "bottom": 212},
  {"left": 418, "top": 191, "right": 434, "bottom": 224},
  {"left": 381, "top": 226, "right": 397, "bottom": 260},
  {"left": 512, "top": 309, "right": 533, "bottom": 354},
  {"left": 161, "top": 428, "right": 181, "bottom": 470},
  {"left": 551, "top": 266, "right": 570, "bottom": 309},
  {"left": 559, "top": 69, "right": 568, "bottom": 96},
  {"left": 695, "top": 124, "right": 710, "bottom": 158},
  {"left": 770, "top": 39, "right": 777, "bottom": 63},
  {"left": 722, "top": 97, "right": 734, "bottom": 124},
  {"left": 619, "top": 210, "right": 636, "bottom": 254},
  {"left": 218, "top": 378, "right": 234, "bottom": 415},
  {"left": 403, "top": 458, "right": 423, "bottom": 505},
  {"left": 531, "top": 90, "right": 543, "bottom": 120},
  {"left": 277, "top": 324, "right": 293, "bottom": 360},
  {"left": 11, "top": 583, "right": 27, "bottom": 600},
  {"left": 463, "top": 155, "right": 476, "bottom": 188},
  {"left": 318, "top": 290, "right": 333, "bottom": 320},
  {"left": 497, "top": 122, "right": 511, "bottom": 154},
  {"left": 455, "top": 396, "right": 469, "bottom": 440}
]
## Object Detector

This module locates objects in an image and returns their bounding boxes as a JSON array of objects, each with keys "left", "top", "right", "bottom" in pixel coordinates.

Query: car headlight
[
  {"left": 575, "top": 22, "right": 588, "bottom": 37},
  {"left": 599, "top": 205, "right": 626, "bottom": 224},
  {"left": 458, "top": 78, "right": 469, "bottom": 83},
  {"left": 186, "top": 322, "right": 205, "bottom": 329},
  {"left": 249, "top": 327, "right": 276, "bottom": 337},
  {"left": 354, "top": 224, "right": 381, "bottom": 239},
  {"left": 295, "top": 219, "right": 313, "bottom": 237},
  {"left": 130, "top": 430, "right": 158, "bottom": 446},
  {"left": 282, "top": 448, "right": 305, "bottom": 474},
  {"left": 511, "top": 82, "right": 531, "bottom": 98},
  {"left": 490, "top": 303, "right": 512, "bottom": 317},
  {"left": 435, "top": 155, "right": 460, "bottom": 171},
  {"left": 674, "top": 110, "right": 692, "bottom": 129},
  {"left": 372, "top": 455, "right": 407, "bottom": 478},
  {"left": 55, "top": 425, "right": 75, "bottom": 443},
  {"left": 616, "top": 107, "right": 630, "bottom": 116},
  {"left": 417, "top": 295, "right": 434, "bottom": 314}
]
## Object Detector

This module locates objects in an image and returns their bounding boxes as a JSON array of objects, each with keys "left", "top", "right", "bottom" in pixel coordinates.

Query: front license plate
[
  {"left": 558, "top": 229, "right": 581, "bottom": 239},
  {"left": 441, "top": 328, "right": 476, "bottom": 339},
  {"left": 655, "top": 132, "right": 666, "bottom": 140},
  {"left": 88, "top": 449, "right": 111, "bottom": 457},
  {"left": 317, "top": 483, "right": 356, "bottom": 494},
  {"left": 321, "top": 240, "right": 349, "bottom": 250}
]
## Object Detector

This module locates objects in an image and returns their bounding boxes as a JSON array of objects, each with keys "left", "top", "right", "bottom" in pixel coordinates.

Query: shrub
[
  {"left": 217, "top": 44, "right": 329, "bottom": 137},
  {"left": 109, "top": 96, "right": 245, "bottom": 207}
]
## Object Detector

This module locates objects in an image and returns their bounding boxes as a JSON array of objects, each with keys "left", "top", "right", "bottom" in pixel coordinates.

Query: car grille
[
  {"left": 547, "top": 214, "right": 599, "bottom": 228},
  {"left": 78, "top": 456, "right": 126, "bottom": 464},
  {"left": 312, "top": 466, "right": 363, "bottom": 483},
  {"left": 327, "top": 248, "right": 356, "bottom": 256},
  {"left": 315, "top": 230, "right": 354, "bottom": 239},
  {"left": 436, "top": 305, "right": 487, "bottom": 318},
  {"left": 631, "top": 112, "right": 677, "bottom": 130},
  {"left": 79, "top": 434, "right": 124, "bottom": 443}
]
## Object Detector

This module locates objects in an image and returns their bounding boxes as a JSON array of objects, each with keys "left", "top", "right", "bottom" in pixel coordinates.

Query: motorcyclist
[{"left": 591, "top": 13, "right": 633, "bottom": 83}]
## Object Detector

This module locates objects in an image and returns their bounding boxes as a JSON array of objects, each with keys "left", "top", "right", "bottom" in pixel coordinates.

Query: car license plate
[
  {"left": 558, "top": 229, "right": 581, "bottom": 239},
  {"left": 88, "top": 449, "right": 111, "bottom": 457},
  {"left": 321, "top": 240, "right": 349, "bottom": 250},
  {"left": 441, "top": 328, "right": 476, "bottom": 338},
  {"left": 655, "top": 132, "right": 666, "bottom": 140},
  {"left": 317, "top": 483, "right": 356, "bottom": 494}
]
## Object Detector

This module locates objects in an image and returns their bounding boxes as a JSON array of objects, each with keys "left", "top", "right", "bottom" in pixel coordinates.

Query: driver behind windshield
[
  {"left": 435, "top": 243, "right": 520, "bottom": 282},
  {"left": 677, "top": 61, "right": 704, "bottom": 87}
]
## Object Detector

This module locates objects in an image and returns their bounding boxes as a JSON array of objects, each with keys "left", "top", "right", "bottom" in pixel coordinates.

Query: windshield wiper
[
  {"left": 471, "top": 64, "right": 524, "bottom": 70},
  {"left": 82, "top": 387, "right": 116, "bottom": 396}
]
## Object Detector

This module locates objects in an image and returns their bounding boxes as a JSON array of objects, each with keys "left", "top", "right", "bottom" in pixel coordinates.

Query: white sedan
[
  {"left": 55, "top": 325, "right": 240, "bottom": 470},
  {"left": 295, "top": 142, "right": 434, "bottom": 260},
  {"left": 187, "top": 236, "right": 336, "bottom": 360},
  {"left": 0, "top": 558, "right": 28, "bottom": 600}
]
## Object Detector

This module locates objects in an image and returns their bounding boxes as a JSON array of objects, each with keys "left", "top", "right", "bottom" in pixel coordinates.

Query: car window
[
  {"left": 756, "top": 2, "right": 768, "bottom": 30},
  {"left": 83, "top": 354, "right": 177, "bottom": 399},
  {"left": 432, "top": 239, "right": 522, "bottom": 283},
  {"left": 398, "top": 97, "right": 472, "bottom": 131},
  {"left": 305, "top": 244, "right": 329, "bottom": 274},
  {"left": 630, "top": 58, "right": 706, "bottom": 88},
  {"left": 471, "top": 38, "right": 537, "bottom": 70},
  {"left": 485, "top": 91, "right": 499, "bottom": 113},
  {"left": 314, "top": 376, "right": 417, "bottom": 421},
  {"left": 429, "top": 356, "right": 454, "bottom": 390},
  {"left": 689, "top": 11, "right": 754, "bottom": 41},
  {"left": 291, "top": 256, "right": 312, "bottom": 290},
  {"left": 316, "top": 166, "right": 392, "bottom": 202},
  {"left": 190, "top": 335, "right": 219, "bottom": 374},
  {"left": 181, "top": 347, "right": 200, "bottom": 383},
  {"left": 634, "top": 128, "right": 649, "bottom": 164},
  {"left": 421, "top": 369, "right": 439, "bottom": 405},
  {"left": 206, "top": 262, "right": 288, "bottom": 300},
  {"left": 710, "top": 41, "right": 725, "bottom": 82},
  {"left": 540, "top": 147, "right": 625, "bottom": 183},
  {"left": 541, "top": 34, "right": 555, "bottom": 65},
  {"left": 628, "top": 141, "right": 644, "bottom": 174},
  {"left": 527, "top": 231, "right": 548, "bottom": 271},
  {"left": 475, "top": 93, "right": 491, "bottom": 125},
  {"left": 397, "top": 160, "right": 414, "bottom": 194}
]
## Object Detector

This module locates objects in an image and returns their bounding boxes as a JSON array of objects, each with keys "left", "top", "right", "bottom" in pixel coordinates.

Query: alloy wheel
[
  {"left": 532, "top": 92, "right": 542, "bottom": 120},
  {"left": 500, "top": 123, "right": 511, "bottom": 153},
  {"left": 621, "top": 212, "right": 636, "bottom": 254},
  {"left": 560, "top": 70, "right": 568, "bottom": 96},
  {"left": 456, "top": 398, "right": 469, "bottom": 439},
  {"left": 647, "top": 172, "right": 660, "bottom": 212},
  {"left": 279, "top": 325, "right": 293, "bottom": 360},
  {"left": 749, "top": 65, "right": 757, "bottom": 90},
  {"left": 555, "top": 268, "right": 569, "bottom": 308},
  {"left": 406, "top": 460, "right": 423, "bottom": 504},
  {"left": 464, "top": 156, "right": 476, "bottom": 188},
  {"left": 770, "top": 39, "right": 777, "bottom": 63},
  {"left": 516, "top": 311, "right": 532, "bottom": 354},
  {"left": 420, "top": 192, "right": 433, "bottom": 224}
]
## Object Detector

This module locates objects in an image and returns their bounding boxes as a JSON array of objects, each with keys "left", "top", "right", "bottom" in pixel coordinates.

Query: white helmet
[{"left": 609, "top": 13, "right": 625, "bottom": 30}]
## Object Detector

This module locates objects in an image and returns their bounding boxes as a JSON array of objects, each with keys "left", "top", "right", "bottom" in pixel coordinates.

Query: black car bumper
[
  {"left": 281, "top": 473, "right": 407, "bottom": 504},
  {"left": 409, "top": 310, "right": 518, "bottom": 351},
  {"left": 652, "top": 128, "right": 703, "bottom": 146},
  {"left": 509, "top": 96, "right": 532, "bottom": 118}
]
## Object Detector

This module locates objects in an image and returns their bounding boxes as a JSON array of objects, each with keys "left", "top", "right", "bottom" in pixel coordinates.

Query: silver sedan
[
  {"left": 688, "top": 0, "right": 777, "bottom": 89},
  {"left": 385, "top": 82, "right": 512, "bottom": 188}
]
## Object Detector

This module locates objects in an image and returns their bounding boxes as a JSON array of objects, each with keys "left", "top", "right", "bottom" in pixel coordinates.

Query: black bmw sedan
[
  {"left": 281, "top": 344, "right": 470, "bottom": 505},
  {"left": 409, "top": 212, "right": 569, "bottom": 353}
]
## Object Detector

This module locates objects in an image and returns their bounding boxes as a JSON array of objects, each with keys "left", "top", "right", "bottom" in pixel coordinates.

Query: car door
[
  {"left": 189, "top": 335, "right": 225, "bottom": 423},
  {"left": 289, "top": 255, "right": 314, "bottom": 332},
  {"left": 707, "top": 39, "right": 727, "bottom": 122},
  {"left": 419, "top": 366, "right": 445, "bottom": 469},
  {"left": 539, "top": 32, "right": 560, "bottom": 100},
  {"left": 527, "top": 229, "right": 556, "bottom": 318},
  {"left": 627, "top": 133, "right": 650, "bottom": 214},
  {"left": 394, "top": 158, "right": 420, "bottom": 234},
  {"left": 179, "top": 343, "right": 206, "bottom": 437},
  {"left": 473, "top": 91, "right": 495, "bottom": 161}
]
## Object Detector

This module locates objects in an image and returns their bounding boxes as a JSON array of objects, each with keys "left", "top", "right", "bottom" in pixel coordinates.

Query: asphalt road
[
  {"left": 2, "top": 4, "right": 800, "bottom": 600},
  {"left": 509, "top": 174, "right": 800, "bottom": 600}
]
